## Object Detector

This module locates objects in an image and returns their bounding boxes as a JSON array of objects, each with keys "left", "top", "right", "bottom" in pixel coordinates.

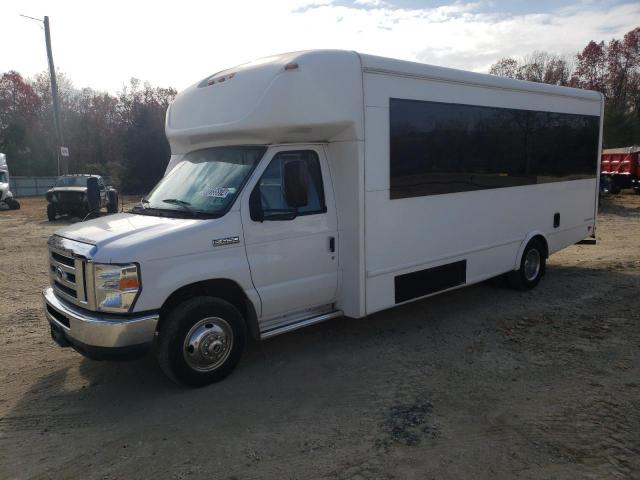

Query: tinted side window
[
  {"left": 258, "top": 150, "right": 326, "bottom": 218},
  {"left": 389, "top": 98, "right": 600, "bottom": 199}
]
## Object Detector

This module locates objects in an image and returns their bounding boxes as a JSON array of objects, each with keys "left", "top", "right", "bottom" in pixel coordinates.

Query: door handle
[{"left": 329, "top": 236, "right": 335, "bottom": 253}]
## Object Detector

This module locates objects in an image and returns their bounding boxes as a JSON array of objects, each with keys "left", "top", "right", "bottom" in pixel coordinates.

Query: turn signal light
[{"left": 119, "top": 276, "right": 139, "bottom": 290}]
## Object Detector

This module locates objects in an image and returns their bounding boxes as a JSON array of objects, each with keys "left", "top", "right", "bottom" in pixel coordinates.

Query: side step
[
  {"left": 260, "top": 310, "right": 343, "bottom": 339},
  {"left": 576, "top": 237, "right": 597, "bottom": 245}
]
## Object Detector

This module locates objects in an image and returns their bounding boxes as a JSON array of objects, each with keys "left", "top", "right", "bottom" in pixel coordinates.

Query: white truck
[
  {"left": 0, "top": 153, "right": 20, "bottom": 210},
  {"left": 43, "top": 50, "right": 603, "bottom": 386}
]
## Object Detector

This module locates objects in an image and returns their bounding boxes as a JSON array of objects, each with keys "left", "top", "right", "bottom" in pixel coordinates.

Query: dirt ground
[{"left": 0, "top": 194, "right": 639, "bottom": 480}]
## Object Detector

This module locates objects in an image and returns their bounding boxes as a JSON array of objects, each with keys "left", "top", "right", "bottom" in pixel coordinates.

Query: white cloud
[
  {"left": 353, "top": 0, "right": 390, "bottom": 7},
  {"left": 1, "top": 0, "right": 638, "bottom": 92}
]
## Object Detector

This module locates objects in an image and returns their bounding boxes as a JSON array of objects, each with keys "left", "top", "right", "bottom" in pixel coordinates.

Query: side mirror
[
  {"left": 283, "top": 160, "right": 309, "bottom": 209},
  {"left": 249, "top": 187, "right": 264, "bottom": 222},
  {"left": 86, "top": 177, "right": 100, "bottom": 211}
]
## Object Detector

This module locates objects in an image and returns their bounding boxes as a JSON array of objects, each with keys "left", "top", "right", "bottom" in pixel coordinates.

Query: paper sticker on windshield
[{"left": 201, "top": 186, "right": 235, "bottom": 198}]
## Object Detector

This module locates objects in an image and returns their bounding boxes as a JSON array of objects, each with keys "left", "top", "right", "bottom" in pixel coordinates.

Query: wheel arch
[
  {"left": 513, "top": 231, "right": 549, "bottom": 270},
  {"left": 158, "top": 279, "right": 260, "bottom": 340}
]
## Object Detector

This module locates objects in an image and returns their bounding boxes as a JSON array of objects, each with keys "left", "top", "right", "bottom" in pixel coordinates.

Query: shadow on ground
[{"left": 2, "top": 263, "right": 639, "bottom": 479}]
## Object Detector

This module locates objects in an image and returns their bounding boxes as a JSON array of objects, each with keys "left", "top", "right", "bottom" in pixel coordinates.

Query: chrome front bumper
[{"left": 43, "top": 287, "right": 158, "bottom": 349}]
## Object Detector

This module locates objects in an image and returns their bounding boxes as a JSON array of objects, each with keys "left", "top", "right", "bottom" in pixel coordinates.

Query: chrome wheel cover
[
  {"left": 183, "top": 317, "right": 233, "bottom": 372},
  {"left": 524, "top": 249, "right": 541, "bottom": 281}
]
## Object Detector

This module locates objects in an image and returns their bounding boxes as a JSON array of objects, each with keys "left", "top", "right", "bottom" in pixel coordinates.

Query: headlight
[{"left": 93, "top": 263, "right": 140, "bottom": 313}]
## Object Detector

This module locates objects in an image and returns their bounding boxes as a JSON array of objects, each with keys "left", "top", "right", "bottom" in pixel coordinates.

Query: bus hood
[{"left": 53, "top": 212, "right": 243, "bottom": 263}]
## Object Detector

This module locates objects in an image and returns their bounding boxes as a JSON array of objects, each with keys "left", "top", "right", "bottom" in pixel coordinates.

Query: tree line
[
  {"left": 0, "top": 72, "right": 176, "bottom": 193},
  {"left": 1, "top": 27, "right": 638, "bottom": 194},
  {"left": 490, "top": 27, "right": 640, "bottom": 148}
]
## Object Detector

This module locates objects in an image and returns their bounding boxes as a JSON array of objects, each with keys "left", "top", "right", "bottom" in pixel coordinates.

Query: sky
[{"left": 2, "top": 0, "right": 639, "bottom": 93}]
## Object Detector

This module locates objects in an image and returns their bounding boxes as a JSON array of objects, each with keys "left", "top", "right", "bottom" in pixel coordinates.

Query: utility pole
[
  {"left": 43, "top": 16, "right": 66, "bottom": 175},
  {"left": 20, "top": 14, "right": 67, "bottom": 175}
]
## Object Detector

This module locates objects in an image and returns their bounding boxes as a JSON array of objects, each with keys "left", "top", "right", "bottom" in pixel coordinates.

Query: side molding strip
[{"left": 260, "top": 310, "right": 343, "bottom": 339}]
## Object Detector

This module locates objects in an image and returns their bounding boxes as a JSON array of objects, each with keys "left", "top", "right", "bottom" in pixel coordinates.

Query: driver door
[{"left": 241, "top": 146, "right": 339, "bottom": 320}]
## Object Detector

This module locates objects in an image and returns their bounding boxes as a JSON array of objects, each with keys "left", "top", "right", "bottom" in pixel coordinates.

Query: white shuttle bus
[{"left": 43, "top": 51, "right": 603, "bottom": 386}]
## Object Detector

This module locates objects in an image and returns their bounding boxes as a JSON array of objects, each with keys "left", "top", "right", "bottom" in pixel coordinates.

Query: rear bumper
[{"left": 43, "top": 287, "right": 158, "bottom": 359}]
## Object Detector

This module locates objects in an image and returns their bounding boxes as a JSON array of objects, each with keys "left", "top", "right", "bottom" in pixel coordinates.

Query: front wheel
[
  {"left": 156, "top": 297, "right": 246, "bottom": 387},
  {"left": 507, "top": 239, "right": 546, "bottom": 290},
  {"left": 6, "top": 197, "right": 20, "bottom": 210},
  {"left": 47, "top": 203, "right": 56, "bottom": 221}
]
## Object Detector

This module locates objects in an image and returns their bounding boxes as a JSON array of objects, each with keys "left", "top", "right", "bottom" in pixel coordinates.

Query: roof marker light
[
  {"left": 206, "top": 72, "right": 236, "bottom": 86},
  {"left": 284, "top": 63, "right": 299, "bottom": 71}
]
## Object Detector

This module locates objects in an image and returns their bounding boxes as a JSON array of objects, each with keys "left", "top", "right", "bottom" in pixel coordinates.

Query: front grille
[
  {"left": 54, "top": 280, "right": 77, "bottom": 298},
  {"left": 48, "top": 243, "right": 88, "bottom": 307},
  {"left": 57, "top": 191, "right": 83, "bottom": 203},
  {"left": 46, "top": 304, "right": 70, "bottom": 328},
  {"left": 51, "top": 251, "right": 75, "bottom": 267}
]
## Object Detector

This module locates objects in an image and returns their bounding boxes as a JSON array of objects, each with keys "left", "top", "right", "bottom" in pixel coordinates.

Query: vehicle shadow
[
  {"left": 598, "top": 194, "right": 640, "bottom": 217},
  {"left": 2, "top": 263, "right": 638, "bottom": 478}
]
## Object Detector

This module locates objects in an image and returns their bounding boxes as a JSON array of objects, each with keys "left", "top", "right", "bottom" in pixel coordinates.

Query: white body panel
[
  {"left": 54, "top": 209, "right": 260, "bottom": 315},
  {"left": 50, "top": 50, "right": 603, "bottom": 337},
  {"left": 360, "top": 62, "right": 601, "bottom": 313},
  {"left": 240, "top": 145, "right": 339, "bottom": 320}
]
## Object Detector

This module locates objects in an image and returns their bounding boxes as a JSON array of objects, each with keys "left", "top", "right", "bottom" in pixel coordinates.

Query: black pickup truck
[{"left": 46, "top": 174, "right": 119, "bottom": 221}]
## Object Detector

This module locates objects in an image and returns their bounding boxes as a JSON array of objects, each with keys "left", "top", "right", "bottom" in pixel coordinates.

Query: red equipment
[{"left": 600, "top": 146, "right": 640, "bottom": 194}]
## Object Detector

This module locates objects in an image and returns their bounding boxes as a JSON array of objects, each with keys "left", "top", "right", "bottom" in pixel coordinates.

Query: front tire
[
  {"left": 156, "top": 297, "right": 246, "bottom": 387},
  {"left": 507, "top": 239, "right": 546, "bottom": 290},
  {"left": 47, "top": 203, "right": 56, "bottom": 221},
  {"left": 6, "top": 197, "right": 20, "bottom": 210}
]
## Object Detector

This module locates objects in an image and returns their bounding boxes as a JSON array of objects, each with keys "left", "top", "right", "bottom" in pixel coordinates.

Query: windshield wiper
[
  {"left": 130, "top": 198, "right": 218, "bottom": 218},
  {"left": 161, "top": 198, "right": 199, "bottom": 215},
  {"left": 162, "top": 198, "right": 193, "bottom": 207}
]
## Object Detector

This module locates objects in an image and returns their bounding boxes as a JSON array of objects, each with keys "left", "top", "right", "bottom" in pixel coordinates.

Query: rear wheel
[
  {"left": 601, "top": 176, "right": 620, "bottom": 194},
  {"left": 107, "top": 191, "right": 119, "bottom": 213},
  {"left": 507, "top": 239, "right": 546, "bottom": 290},
  {"left": 47, "top": 203, "right": 56, "bottom": 221},
  {"left": 156, "top": 297, "right": 246, "bottom": 387},
  {"left": 6, "top": 197, "right": 20, "bottom": 210}
]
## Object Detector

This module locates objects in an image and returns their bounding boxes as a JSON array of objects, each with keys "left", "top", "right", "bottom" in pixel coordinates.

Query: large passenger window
[
  {"left": 257, "top": 150, "right": 326, "bottom": 218},
  {"left": 389, "top": 98, "right": 600, "bottom": 199}
]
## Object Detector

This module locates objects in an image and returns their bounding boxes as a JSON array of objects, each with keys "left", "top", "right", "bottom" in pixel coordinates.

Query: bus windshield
[
  {"left": 55, "top": 176, "right": 89, "bottom": 187},
  {"left": 139, "top": 146, "right": 266, "bottom": 218}
]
